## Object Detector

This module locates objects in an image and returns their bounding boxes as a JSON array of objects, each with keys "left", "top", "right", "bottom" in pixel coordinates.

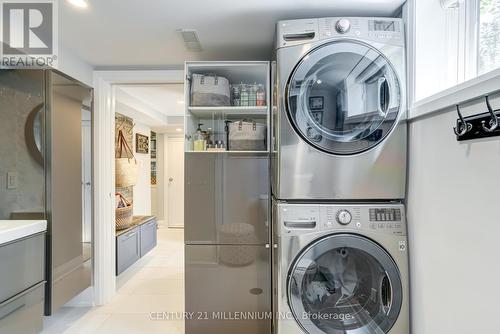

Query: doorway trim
[{"left": 93, "top": 70, "right": 184, "bottom": 305}]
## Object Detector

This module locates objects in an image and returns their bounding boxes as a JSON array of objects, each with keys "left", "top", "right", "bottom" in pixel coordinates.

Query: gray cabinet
[
  {"left": 116, "top": 227, "right": 140, "bottom": 275},
  {"left": 185, "top": 245, "right": 272, "bottom": 334},
  {"left": 0, "top": 233, "right": 45, "bottom": 334},
  {"left": 116, "top": 217, "right": 157, "bottom": 275},
  {"left": 140, "top": 219, "right": 157, "bottom": 257},
  {"left": 0, "top": 233, "right": 45, "bottom": 303},
  {"left": 0, "top": 282, "right": 45, "bottom": 334}
]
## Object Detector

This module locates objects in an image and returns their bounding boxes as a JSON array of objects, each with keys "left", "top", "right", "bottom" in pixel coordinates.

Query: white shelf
[
  {"left": 188, "top": 106, "right": 268, "bottom": 118},
  {"left": 185, "top": 150, "right": 269, "bottom": 154}
]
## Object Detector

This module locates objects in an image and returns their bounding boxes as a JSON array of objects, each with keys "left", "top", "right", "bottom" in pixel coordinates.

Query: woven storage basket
[{"left": 115, "top": 193, "right": 133, "bottom": 230}]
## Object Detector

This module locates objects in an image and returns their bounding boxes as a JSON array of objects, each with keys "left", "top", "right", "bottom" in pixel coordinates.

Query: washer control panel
[{"left": 278, "top": 203, "right": 406, "bottom": 236}]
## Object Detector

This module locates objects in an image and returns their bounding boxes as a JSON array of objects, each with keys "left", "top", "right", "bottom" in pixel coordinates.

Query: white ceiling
[
  {"left": 115, "top": 84, "right": 185, "bottom": 133},
  {"left": 119, "top": 85, "right": 185, "bottom": 116},
  {"left": 60, "top": 0, "right": 406, "bottom": 68}
]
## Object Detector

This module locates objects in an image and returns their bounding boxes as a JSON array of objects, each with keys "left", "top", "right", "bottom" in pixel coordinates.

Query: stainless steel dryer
[
  {"left": 273, "top": 202, "right": 409, "bottom": 334},
  {"left": 272, "top": 17, "right": 407, "bottom": 200}
]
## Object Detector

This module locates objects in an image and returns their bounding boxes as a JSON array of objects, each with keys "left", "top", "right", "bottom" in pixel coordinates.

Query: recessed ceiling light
[
  {"left": 67, "top": 0, "right": 88, "bottom": 8},
  {"left": 177, "top": 100, "right": 185, "bottom": 104},
  {"left": 175, "top": 128, "right": 182, "bottom": 132}
]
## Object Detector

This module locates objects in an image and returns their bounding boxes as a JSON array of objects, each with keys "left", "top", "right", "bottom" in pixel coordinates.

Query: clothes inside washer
[
  {"left": 317, "top": 247, "right": 358, "bottom": 302},
  {"left": 303, "top": 248, "right": 358, "bottom": 306}
]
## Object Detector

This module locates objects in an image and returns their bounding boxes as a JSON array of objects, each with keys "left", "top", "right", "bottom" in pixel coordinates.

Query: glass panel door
[
  {"left": 286, "top": 40, "right": 401, "bottom": 155},
  {"left": 288, "top": 234, "right": 402, "bottom": 334}
]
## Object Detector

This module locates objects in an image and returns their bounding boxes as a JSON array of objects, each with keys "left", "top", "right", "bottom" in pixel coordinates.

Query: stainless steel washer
[
  {"left": 272, "top": 17, "right": 407, "bottom": 200},
  {"left": 273, "top": 202, "right": 409, "bottom": 334}
]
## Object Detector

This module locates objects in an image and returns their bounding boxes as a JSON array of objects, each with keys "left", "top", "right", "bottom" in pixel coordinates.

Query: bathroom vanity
[{"left": 0, "top": 220, "right": 47, "bottom": 334}]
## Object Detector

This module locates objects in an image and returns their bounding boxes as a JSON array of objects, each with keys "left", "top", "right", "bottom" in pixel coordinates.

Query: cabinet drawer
[
  {"left": 140, "top": 219, "right": 157, "bottom": 257},
  {"left": 116, "top": 227, "right": 140, "bottom": 275},
  {"left": 0, "top": 282, "right": 45, "bottom": 334},
  {"left": 0, "top": 233, "right": 45, "bottom": 303}
]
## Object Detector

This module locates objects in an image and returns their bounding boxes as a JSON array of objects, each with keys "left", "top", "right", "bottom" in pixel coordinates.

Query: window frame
[{"left": 408, "top": 0, "right": 500, "bottom": 119}]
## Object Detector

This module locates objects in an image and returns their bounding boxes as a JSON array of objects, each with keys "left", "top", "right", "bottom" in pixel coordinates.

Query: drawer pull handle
[{"left": 125, "top": 232, "right": 137, "bottom": 238}]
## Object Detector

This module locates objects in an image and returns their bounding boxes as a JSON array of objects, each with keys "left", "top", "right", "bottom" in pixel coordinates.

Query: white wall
[
  {"left": 407, "top": 96, "right": 500, "bottom": 334},
  {"left": 132, "top": 122, "right": 151, "bottom": 216},
  {"left": 153, "top": 133, "right": 165, "bottom": 223}
]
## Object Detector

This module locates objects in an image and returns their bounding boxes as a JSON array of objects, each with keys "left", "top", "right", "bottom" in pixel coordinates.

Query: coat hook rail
[{"left": 454, "top": 95, "right": 500, "bottom": 141}]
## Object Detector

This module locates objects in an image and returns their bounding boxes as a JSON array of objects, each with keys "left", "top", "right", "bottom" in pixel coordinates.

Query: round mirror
[{"left": 25, "top": 103, "right": 44, "bottom": 165}]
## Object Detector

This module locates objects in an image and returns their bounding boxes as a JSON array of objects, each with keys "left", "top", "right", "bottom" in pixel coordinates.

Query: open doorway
[
  {"left": 113, "top": 84, "right": 185, "bottom": 226},
  {"left": 110, "top": 83, "right": 185, "bottom": 328}
]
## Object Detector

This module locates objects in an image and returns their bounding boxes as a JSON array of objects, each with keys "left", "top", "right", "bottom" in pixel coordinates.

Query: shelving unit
[
  {"left": 184, "top": 61, "right": 270, "bottom": 153},
  {"left": 187, "top": 106, "right": 268, "bottom": 117},
  {"left": 184, "top": 61, "right": 272, "bottom": 333}
]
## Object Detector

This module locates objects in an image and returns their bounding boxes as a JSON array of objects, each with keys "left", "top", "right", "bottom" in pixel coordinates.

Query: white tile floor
[{"left": 41, "top": 227, "right": 185, "bottom": 334}]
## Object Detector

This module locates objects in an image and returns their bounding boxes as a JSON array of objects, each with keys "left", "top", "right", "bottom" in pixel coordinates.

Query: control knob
[
  {"left": 336, "top": 209, "right": 352, "bottom": 225},
  {"left": 335, "top": 18, "right": 351, "bottom": 34}
]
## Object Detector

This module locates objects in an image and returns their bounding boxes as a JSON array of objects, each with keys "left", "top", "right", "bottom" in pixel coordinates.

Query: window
[
  {"left": 478, "top": 0, "right": 500, "bottom": 75},
  {"left": 413, "top": 0, "right": 500, "bottom": 102}
]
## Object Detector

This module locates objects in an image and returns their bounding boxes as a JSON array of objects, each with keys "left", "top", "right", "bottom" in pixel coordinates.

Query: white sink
[{"left": 0, "top": 220, "right": 47, "bottom": 245}]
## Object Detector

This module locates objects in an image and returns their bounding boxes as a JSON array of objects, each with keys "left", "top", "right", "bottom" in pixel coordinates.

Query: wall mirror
[{"left": 25, "top": 103, "right": 44, "bottom": 166}]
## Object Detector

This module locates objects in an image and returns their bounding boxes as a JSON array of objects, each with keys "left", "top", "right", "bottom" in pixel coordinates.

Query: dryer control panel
[
  {"left": 277, "top": 203, "right": 406, "bottom": 237},
  {"left": 276, "top": 17, "right": 404, "bottom": 49}
]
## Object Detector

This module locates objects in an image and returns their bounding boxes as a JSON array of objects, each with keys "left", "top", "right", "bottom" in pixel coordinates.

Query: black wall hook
[
  {"left": 453, "top": 97, "right": 500, "bottom": 142},
  {"left": 481, "top": 96, "right": 499, "bottom": 132},
  {"left": 453, "top": 104, "right": 472, "bottom": 137}
]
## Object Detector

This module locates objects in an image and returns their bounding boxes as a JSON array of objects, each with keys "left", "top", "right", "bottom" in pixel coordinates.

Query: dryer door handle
[{"left": 377, "top": 76, "right": 390, "bottom": 117}]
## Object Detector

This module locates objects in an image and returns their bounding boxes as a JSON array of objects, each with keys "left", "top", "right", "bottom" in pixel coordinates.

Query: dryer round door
[
  {"left": 286, "top": 40, "right": 402, "bottom": 155},
  {"left": 287, "top": 234, "right": 403, "bottom": 334}
]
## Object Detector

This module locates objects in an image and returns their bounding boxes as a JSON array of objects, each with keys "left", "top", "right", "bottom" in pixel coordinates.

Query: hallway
[{"left": 42, "top": 228, "right": 184, "bottom": 334}]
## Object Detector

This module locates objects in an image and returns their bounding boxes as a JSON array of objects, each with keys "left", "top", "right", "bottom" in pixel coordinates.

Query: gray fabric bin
[
  {"left": 190, "top": 74, "right": 230, "bottom": 106},
  {"left": 228, "top": 120, "right": 266, "bottom": 151}
]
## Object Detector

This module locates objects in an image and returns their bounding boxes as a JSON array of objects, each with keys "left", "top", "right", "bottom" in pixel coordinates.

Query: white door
[
  {"left": 82, "top": 119, "right": 92, "bottom": 243},
  {"left": 167, "top": 137, "right": 184, "bottom": 227}
]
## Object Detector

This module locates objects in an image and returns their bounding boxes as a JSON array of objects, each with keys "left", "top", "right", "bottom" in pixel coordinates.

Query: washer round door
[
  {"left": 286, "top": 40, "right": 402, "bottom": 155},
  {"left": 288, "top": 234, "right": 402, "bottom": 334}
]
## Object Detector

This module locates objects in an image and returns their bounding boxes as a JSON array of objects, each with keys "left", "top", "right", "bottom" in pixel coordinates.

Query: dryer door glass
[
  {"left": 287, "top": 40, "right": 402, "bottom": 155},
  {"left": 288, "top": 234, "right": 403, "bottom": 334}
]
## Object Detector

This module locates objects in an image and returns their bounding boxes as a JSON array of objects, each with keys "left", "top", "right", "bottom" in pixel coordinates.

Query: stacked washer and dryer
[{"left": 271, "top": 17, "right": 409, "bottom": 334}]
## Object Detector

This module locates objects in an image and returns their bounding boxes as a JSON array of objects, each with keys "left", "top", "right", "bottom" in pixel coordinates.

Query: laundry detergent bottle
[{"left": 193, "top": 123, "right": 206, "bottom": 151}]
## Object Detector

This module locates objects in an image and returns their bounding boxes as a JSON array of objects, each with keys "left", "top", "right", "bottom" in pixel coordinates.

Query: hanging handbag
[
  {"left": 190, "top": 73, "right": 231, "bottom": 106},
  {"left": 115, "top": 129, "right": 139, "bottom": 187}
]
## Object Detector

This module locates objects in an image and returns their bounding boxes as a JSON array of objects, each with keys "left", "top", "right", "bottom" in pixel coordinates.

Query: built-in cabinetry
[
  {"left": 0, "top": 231, "right": 45, "bottom": 334},
  {"left": 184, "top": 62, "right": 270, "bottom": 154},
  {"left": 116, "top": 216, "right": 157, "bottom": 275},
  {"left": 184, "top": 62, "right": 271, "bottom": 334}
]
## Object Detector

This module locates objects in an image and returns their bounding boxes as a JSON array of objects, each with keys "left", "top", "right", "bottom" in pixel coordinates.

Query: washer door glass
[
  {"left": 286, "top": 40, "right": 401, "bottom": 155},
  {"left": 288, "top": 234, "right": 402, "bottom": 334}
]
